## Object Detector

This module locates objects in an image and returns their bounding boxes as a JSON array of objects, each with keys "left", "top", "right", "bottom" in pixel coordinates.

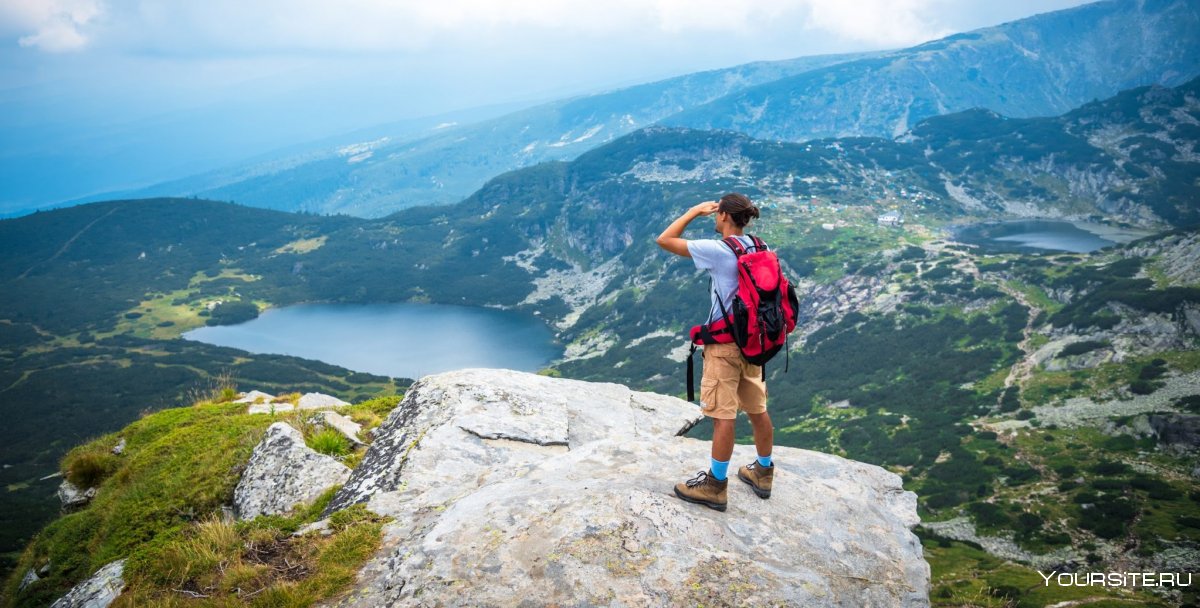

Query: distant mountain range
[
  {"left": 110, "top": 0, "right": 1200, "bottom": 218},
  {"left": 116, "top": 52, "right": 874, "bottom": 217},
  {"left": 665, "top": 0, "right": 1200, "bottom": 141}
]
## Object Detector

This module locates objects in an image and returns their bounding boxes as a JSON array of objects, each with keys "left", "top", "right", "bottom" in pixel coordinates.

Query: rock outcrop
[
  {"left": 326, "top": 369, "right": 702, "bottom": 513},
  {"left": 319, "top": 368, "right": 929, "bottom": 606},
  {"left": 298, "top": 392, "right": 350, "bottom": 410},
  {"left": 1148, "top": 413, "right": 1200, "bottom": 453},
  {"left": 56, "top": 480, "right": 96, "bottom": 509},
  {"left": 233, "top": 422, "right": 351, "bottom": 520},
  {"left": 239, "top": 390, "right": 350, "bottom": 414},
  {"left": 49, "top": 559, "right": 125, "bottom": 608}
]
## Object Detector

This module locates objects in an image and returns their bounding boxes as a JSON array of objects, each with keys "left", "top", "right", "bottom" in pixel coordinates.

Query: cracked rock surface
[
  {"left": 320, "top": 369, "right": 930, "bottom": 607},
  {"left": 325, "top": 368, "right": 702, "bottom": 513}
]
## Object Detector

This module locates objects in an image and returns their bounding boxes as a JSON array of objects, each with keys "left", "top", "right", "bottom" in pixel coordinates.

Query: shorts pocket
[{"left": 699, "top": 375, "right": 719, "bottom": 407}]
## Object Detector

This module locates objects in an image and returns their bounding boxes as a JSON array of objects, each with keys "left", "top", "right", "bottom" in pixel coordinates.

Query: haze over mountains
[{"left": 93, "top": 0, "right": 1200, "bottom": 219}]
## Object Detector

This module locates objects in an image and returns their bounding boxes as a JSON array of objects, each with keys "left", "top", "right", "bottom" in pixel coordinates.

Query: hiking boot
[
  {"left": 737, "top": 461, "right": 774, "bottom": 499},
  {"left": 673, "top": 470, "right": 728, "bottom": 512}
]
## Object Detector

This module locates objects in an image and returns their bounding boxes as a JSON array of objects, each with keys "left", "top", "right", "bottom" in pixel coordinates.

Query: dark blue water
[
  {"left": 183, "top": 302, "right": 560, "bottom": 379},
  {"left": 951, "top": 220, "right": 1117, "bottom": 253}
]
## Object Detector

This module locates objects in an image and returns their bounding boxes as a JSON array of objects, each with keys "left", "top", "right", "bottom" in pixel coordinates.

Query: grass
[
  {"left": 3, "top": 402, "right": 271, "bottom": 607},
  {"left": 106, "top": 268, "right": 263, "bottom": 340},
  {"left": 922, "top": 534, "right": 1176, "bottom": 607},
  {"left": 306, "top": 429, "right": 351, "bottom": 458},
  {"left": 273, "top": 236, "right": 328, "bottom": 255},
  {"left": 2, "top": 388, "right": 403, "bottom": 608},
  {"left": 113, "top": 500, "right": 387, "bottom": 607}
]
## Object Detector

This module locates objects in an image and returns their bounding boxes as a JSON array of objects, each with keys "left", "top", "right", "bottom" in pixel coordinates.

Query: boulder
[
  {"left": 56, "top": 480, "right": 96, "bottom": 509},
  {"left": 298, "top": 392, "right": 350, "bottom": 410},
  {"left": 326, "top": 368, "right": 701, "bottom": 512},
  {"left": 110, "top": 438, "right": 126, "bottom": 455},
  {"left": 320, "top": 369, "right": 929, "bottom": 607},
  {"left": 234, "top": 390, "right": 276, "bottom": 404},
  {"left": 233, "top": 422, "right": 351, "bottom": 520},
  {"left": 49, "top": 559, "right": 125, "bottom": 608}
]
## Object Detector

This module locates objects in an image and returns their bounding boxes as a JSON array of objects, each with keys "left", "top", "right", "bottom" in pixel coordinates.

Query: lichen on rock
[{"left": 233, "top": 422, "right": 351, "bottom": 520}]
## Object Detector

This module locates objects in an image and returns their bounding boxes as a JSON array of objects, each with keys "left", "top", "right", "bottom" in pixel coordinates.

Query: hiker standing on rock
[{"left": 655, "top": 193, "right": 778, "bottom": 512}]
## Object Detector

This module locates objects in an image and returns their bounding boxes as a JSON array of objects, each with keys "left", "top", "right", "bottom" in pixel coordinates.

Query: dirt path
[
  {"left": 996, "top": 283, "right": 1040, "bottom": 394},
  {"left": 934, "top": 244, "right": 1042, "bottom": 407},
  {"left": 18, "top": 205, "right": 123, "bottom": 280}
]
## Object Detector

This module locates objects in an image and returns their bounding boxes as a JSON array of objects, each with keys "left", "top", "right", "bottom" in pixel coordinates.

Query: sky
[{"left": 0, "top": 0, "right": 1094, "bottom": 213}]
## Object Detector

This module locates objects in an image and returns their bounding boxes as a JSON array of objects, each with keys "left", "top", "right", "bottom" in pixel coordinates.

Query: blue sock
[
  {"left": 757, "top": 454, "right": 773, "bottom": 467},
  {"left": 710, "top": 458, "right": 730, "bottom": 481}
]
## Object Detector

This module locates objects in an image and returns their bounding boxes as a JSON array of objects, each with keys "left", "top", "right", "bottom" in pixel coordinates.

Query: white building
[{"left": 877, "top": 211, "right": 903, "bottom": 227}]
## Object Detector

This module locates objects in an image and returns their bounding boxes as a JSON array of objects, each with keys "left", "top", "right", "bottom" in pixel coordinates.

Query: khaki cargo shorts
[{"left": 699, "top": 342, "right": 767, "bottom": 419}]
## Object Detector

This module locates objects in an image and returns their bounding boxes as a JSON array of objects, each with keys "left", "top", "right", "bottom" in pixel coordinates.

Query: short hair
[{"left": 718, "top": 193, "right": 760, "bottom": 228}]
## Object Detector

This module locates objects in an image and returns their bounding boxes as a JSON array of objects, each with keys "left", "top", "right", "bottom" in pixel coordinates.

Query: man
[{"left": 655, "top": 192, "right": 776, "bottom": 512}]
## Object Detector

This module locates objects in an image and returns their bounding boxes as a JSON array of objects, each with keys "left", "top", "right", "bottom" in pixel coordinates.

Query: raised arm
[{"left": 656, "top": 201, "right": 719, "bottom": 257}]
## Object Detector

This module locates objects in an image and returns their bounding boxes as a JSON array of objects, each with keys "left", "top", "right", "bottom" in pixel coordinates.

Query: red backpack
[{"left": 686, "top": 234, "right": 800, "bottom": 401}]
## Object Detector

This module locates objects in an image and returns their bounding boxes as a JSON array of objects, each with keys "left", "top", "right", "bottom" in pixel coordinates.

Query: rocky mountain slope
[
  {"left": 4, "top": 370, "right": 931, "bottom": 607},
  {"left": 124, "top": 52, "right": 873, "bottom": 217},
  {"left": 665, "top": 0, "right": 1200, "bottom": 143},
  {"left": 120, "top": 0, "right": 1200, "bottom": 219}
]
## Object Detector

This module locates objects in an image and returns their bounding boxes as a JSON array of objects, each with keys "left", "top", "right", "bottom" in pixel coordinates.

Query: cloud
[
  {"left": 805, "top": 0, "right": 953, "bottom": 46},
  {"left": 0, "top": 0, "right": 957, "bottom": 55},
  {"left": 0, "top": 0, "right": 102, "bottom": 52}
]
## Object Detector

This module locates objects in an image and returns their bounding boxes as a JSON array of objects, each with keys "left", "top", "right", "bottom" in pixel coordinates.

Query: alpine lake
[
  {"left": 183, "top": 302, "right": 561, "bottom": 380},
  {"left": 949, "top": 219, "right": 1153, "bottom": 254}
]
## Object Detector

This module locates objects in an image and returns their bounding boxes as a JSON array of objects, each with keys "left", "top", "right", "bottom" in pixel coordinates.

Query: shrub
[
  {"left": 62, "top": 446, "right": 119, "bottom": 488},
  {"left": 1056, "top": 340, "right": 1109, "bottom": 358},
  {"left": 1055, "top": 464, "right": 1078, "bottom": 477},
  {"left": 1177, "top": 395, "right": 1200, "bottom": 413},
  {"left": 1129, "top": 380, "right": 1158, "bottom": 395},
  {"left": 1139, "top": 363, "right": 1168, "bottom": 380},
  {"left": 1091, "top": 460, "right": 1130, "bottom": 476}
]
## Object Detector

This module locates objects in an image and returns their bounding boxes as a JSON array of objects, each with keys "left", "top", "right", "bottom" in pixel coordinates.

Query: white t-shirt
[{"left": 687, "top": 235, "right": 757, "bottom": 323}]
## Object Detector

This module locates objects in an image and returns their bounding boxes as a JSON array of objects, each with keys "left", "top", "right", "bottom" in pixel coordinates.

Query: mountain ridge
[{"left": 110, "top": 0, "right": 1200, "bottom": 219}]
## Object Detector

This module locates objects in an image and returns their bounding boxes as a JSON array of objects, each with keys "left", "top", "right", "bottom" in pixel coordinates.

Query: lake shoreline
[
  {"left": 1066, "top": 220, "right": 1156, "bottom": 244},
  {"left": 945, "top": 218, "right": 1141, "bottom": 254},
  {"left": 183, "top": 301, "right": 561, "bottom": 379}
]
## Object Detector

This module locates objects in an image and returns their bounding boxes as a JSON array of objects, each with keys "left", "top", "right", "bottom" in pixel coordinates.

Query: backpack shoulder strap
[
  {"left": 721, "top": 236, "right": 748, "bottom": 257},
  {"left": 748, "top": 233, "right": 768, "bottom": 252}
]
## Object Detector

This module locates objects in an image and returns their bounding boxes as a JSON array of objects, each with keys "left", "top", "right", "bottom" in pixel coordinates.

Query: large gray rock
[
  {"left": 233, "top": 422, "right": 351, "bottom": 520},
  {"left": 50, "top": 559, "right": 125, "bottom": 608},
  {"left": 326, "top": 368, "right": 702, "bottom": 513},
  {"left": 320, "top": 369, "right": 929, "bottom": 607}
]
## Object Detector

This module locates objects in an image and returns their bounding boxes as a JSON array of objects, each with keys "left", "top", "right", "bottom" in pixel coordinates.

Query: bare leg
[
  {"left": 711, "top": 418, "right": 736, "bottom": 462},
  {"left": 746, "top": 410, "right": 774, "bottom": 459}
]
